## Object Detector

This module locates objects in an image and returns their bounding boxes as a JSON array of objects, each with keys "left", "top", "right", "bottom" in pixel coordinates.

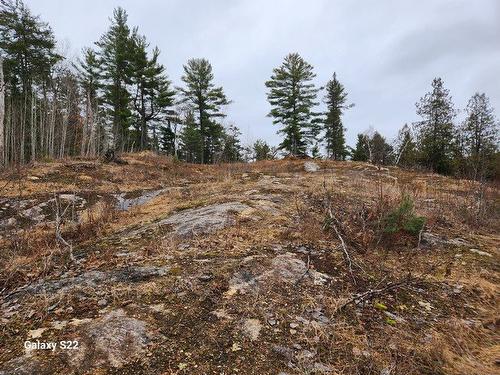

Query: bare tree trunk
[
  {"left": 49, "top": 93, "right": 57, "bottom": 158},
  {"left": 81, "top": 93, "right": 89, "bottom": 157},
  {"left": 20, "top": 91, "right": 27, "bottom": 164},
  {"left": 395, "top": 137, "right": 410, "bottom": 166},
  {"left": 0, "top": 58, "right": 5, "bottom": 167},
  {"left": 87, "top": 97, "right": 96, "bottom": 157},
  {"left": 31, "top": 90, "right": 36, "bottom": 162},
  {"left": 59, "top": 102, "right": 68, "bottom": 159}
]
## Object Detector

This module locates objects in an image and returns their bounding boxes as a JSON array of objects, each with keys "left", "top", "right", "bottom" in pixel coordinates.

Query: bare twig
[
  {"left": 325, "top": 206, "right": 357, "bottom": 285},
  {"left": 335, "top": 276, "right": 417, "bottom": 313},
  {"left": 54, "top": 193, "right": 75, "bottom": 263}
]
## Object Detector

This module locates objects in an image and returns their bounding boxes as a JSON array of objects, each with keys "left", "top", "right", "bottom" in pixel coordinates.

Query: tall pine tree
[
  {"left": 415, "top": 78, "right": 456, "bottom": 174},
  {"left": 0, "top": 0, "right": 60, "bottom": 163},
  {"left": 177, "top": 58, "right": 230, "bottom": 164},
  {"left": 130, "top": 34, "right": 175, "bottom": 151},
  {"left": 265, "top": 53, "right": 319, "bottom": 156},
  {"left": 462, "top": 93, "right": 498, "bottom": 179},
  {"left": 96, "top": 7, "right": 134, "bottom": 152},
  {"left": 76, "top": 48, "right": 101, "bottom": 157},
  {"left": 322, "top": 72, "right": 353, "bottom": 160}
]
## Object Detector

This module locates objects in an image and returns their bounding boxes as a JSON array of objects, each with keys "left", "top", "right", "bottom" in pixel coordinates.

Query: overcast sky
[{"left": 25, "top": 0, "right": 500, "bottom": 148}]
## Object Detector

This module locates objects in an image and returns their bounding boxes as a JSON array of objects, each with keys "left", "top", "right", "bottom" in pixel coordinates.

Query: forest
[{"left": 0, "top": 1, "right": 497, "bottom": 179}]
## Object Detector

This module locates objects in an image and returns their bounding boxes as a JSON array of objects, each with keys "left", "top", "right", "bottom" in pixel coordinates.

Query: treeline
[
  {"left": 0, "top": 2, "right": 242, "bottom": 166},
  {"left": 0, "top": 1, "right": 498, "bottom": 180},
  {"left": 349, "top": 79, "right": 499, "bottom": 180},
  {"left": 264, "top": 54, "right": 498, "bottom": 180}
]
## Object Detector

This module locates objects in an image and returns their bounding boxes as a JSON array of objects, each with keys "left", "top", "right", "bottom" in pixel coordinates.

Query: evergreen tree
[
  {"left": 130, "top": 34, "right": 175, "bottom": 150},
  {"left": 95, "top": 7, "right": 134, "bottom": 152},
  {"left": 351, "top": 134, "right": 369, "bottom": 161},
  {"left": 370, "top": 131, "right": 393, "bottom": 165},
  {"left": 265, "top": 53, "right": 319, "bottom": 156},
  {"left": 205, "top": 120, "right": 225, "bottom": 163},
  {"left": 76, "top": 48, "right": 101, "bottom": 156},
  {"left": 462, "top": 93, "right": 498, "bottom": 179},
  {"left": 415, "top": 78, "right": 456, "bottom": 174},
  {"left": 0, "top": 0, "right": 59, "bottom": 89},
  {"left": 220, "top": 123, "right": 242, "bottom": 163},
  {"left": 252, "top": 139, "right": 274, "bottom": 161},
  {"left": 159, "top": 111, "right": 181, "bottom": 156},
  {"left": 322, "top": 72, "right": 353, "bottom": 160},
  {"left": 177, "top": 58, "right": 230, "bottom": 164},
  {"left": 179, "top": 110, "right": 202, "bottom": 163},
  {"left": 0, "top": 0, "right": 60, "bottom": 162},
  {"left": 311, "top": 143, "right": 321, "bottom": 159},
  {"left": 394, "top": 124, "right": 417, "bottom": 167}
]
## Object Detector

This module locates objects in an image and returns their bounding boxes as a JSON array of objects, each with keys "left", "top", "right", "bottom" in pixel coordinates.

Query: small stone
[
  {"left": 97, "top": 299, "right": 108, "bottom": 307},
  {"left": 289, "top": 329, "right": 297, "bottom": 335},
  {"left": 268, "top": 319, "right": 277, "bottom": 326},
  {"left": 289, "top": 322, "right": 299, "bottom": 329},
  {"left": 198, "top": 274, "right": 214, "bottom": 282}
]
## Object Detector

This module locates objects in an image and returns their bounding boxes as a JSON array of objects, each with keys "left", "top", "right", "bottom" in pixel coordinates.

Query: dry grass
[{"left": 0, "top": 153, "right": 498, "bottom": 374}]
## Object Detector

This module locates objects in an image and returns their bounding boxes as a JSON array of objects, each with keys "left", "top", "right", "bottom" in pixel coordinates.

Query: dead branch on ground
[
  {"left": 324, "top": 206, "right": 357, "bottom": 284},
  {"left": 53, "top": 193, "right": 75, "bottom": 263},
  {"left": 335, "top": 275, "right": 418, "bottom": 313}
]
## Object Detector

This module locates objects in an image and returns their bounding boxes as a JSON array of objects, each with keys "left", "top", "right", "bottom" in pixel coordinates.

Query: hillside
[{"left": 0, "top": 153, "right": 498, "bottom": 375}]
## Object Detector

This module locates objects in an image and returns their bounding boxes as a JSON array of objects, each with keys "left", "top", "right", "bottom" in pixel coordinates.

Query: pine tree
[
  {"left": 0, "top": 0, "right": 60, "bottom": 163},
  {"left": 159, "top": 111, "right": 181, "bottom": 156},
  {"left": 370, "top": 131, "right": 393, "bottom": 165},
  {"left": 76, "top": 48, "right": 101, "bottom": 156},
  {"left": 394, "top": 124, "right": 417, "bottom": 167},
  {"left": 351, "top": 134, "right": 369, "bottom": 161},
  {"left": 265, "top": 53, "right": 319, "bottom": 156},
  {"left": 204, "top": 120, "right": 225, "bottom": 163},
  {"left": 252, "top": 139, "right": 273, "bottom": 161},
  {"left": 96, "top": 7, "right": 134, "bottom": 152},
  {"left": 177, "top": 58, "right": 230, "bottom": 164},
  {"left": 415, "top": 78, "right": 456, "bottom": 174},
  {"left": 322, "top": 73, "right": 353, "bottom": 160},
  {"left": 130, "top": 34, "right": 175, "bottom": 151},
  {"left": 179, "top": 110, "right": 202, "bottom": 163},
  {"left": 462, "top": 93, "right": 498, "bottom": 179},
  {"left": 220, "top": 123, "right": 242, "bottom": 163}
]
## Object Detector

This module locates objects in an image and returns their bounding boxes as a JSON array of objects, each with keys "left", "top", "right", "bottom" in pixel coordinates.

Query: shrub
[{"left": 383, "top": 194, "right": 425, "bottom": 236}]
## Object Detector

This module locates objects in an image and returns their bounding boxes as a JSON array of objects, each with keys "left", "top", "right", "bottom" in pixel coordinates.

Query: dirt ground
[{"left": 0, "top": 153, "right": 498, "bottom": 375}]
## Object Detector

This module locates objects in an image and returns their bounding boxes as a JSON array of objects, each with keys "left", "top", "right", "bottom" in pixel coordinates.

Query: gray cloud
[{"left": 25, "top": 0, "right": 500, "bottom": 147}]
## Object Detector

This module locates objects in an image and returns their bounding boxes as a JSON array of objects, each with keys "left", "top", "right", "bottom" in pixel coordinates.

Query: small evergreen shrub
[{"left": 383, "top": 194, "right": 425, "bottom": 236}]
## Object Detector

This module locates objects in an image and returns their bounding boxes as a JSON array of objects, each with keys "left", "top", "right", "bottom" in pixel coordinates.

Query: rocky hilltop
[{"left": 0, "top": 153, "right": 498, "bottom": 374}]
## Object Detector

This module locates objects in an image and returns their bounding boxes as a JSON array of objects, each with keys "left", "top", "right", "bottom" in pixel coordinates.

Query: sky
[{"left": 25, "top": 0, "right": 500, "bottom": 148}]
